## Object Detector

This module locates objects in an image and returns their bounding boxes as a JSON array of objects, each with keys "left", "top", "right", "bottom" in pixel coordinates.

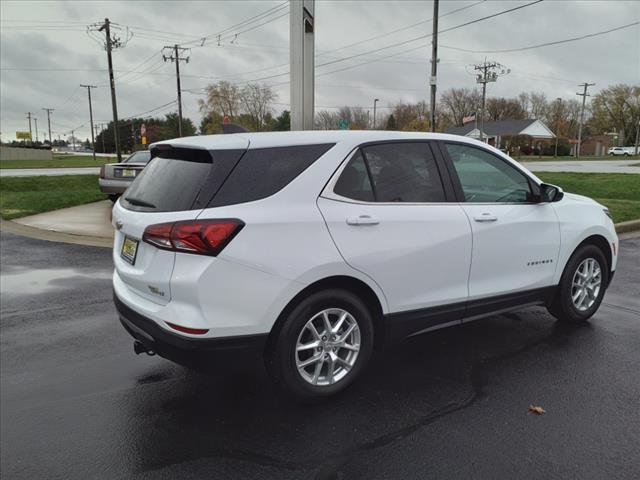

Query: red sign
[{"left": 140, "top": 123, "right": 147, "bottom": 136}]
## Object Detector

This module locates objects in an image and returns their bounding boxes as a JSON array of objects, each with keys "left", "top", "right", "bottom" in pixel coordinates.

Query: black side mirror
[{"left": 539, "top": 183, "right": 564, "bottom": 203}]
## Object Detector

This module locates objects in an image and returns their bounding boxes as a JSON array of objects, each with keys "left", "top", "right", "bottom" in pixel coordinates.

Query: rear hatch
[{"left": 112, "top": 141, "right": 248, "bottom": 305}]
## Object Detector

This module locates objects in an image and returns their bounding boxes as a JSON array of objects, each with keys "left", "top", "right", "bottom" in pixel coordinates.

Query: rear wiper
[{"left": 124, "top": 197, "right": 156, "bottom": 208}]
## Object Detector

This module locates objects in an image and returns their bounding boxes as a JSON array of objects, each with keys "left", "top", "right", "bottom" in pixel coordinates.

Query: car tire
[
  {"left": 548, "top": 244, "right": 608, "bottom": 324},
  {"left": 108, "top": 194, "right": 119, "bottom": 203},
  {"left": 266, "top": 289, "right": 374, "bottom": 402}
]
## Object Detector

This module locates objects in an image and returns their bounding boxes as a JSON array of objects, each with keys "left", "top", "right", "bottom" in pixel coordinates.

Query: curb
[
  {"left": 0, "top": 218, "right": 112, "bottom": 248},
  {"left": 614, "top": 219, "right": 640, "bottom": 234}
]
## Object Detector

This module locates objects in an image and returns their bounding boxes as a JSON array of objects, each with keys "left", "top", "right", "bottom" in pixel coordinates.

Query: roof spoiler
[{"left": 221, "top": 123, "right": 249, "bottom": 134}]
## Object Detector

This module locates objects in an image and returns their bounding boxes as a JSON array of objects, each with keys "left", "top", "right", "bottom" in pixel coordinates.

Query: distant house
[{"left": 445, "top": 119, "right": 555, "bottom": 149}]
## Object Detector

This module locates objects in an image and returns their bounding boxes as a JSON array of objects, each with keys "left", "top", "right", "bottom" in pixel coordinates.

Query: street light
[
  {"left": 554, "top": 97, "right": 562, "bottom": 158},
  {"left": 373, "top": 98, "right": 380, "bottom": 130}
]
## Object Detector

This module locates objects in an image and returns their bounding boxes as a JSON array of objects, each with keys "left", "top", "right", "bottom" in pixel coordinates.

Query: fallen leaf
[{"left": 528, "top": 405, "right": 546, "bottom": 415}]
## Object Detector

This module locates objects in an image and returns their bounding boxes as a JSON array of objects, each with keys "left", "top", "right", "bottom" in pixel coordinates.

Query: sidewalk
[
  {"left": 0, "top": 167, "right": 100, "bottom": 177},
  {"left": 13, "top": 200, "right": 114, "bottom": 240},
  {"left": 521, "top": 159, "right": 639, "bottom": 174}
]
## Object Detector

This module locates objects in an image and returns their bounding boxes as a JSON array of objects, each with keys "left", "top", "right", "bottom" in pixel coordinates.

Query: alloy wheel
[
  {"left": 571, "top": 257, "right": 602, "bottom": 312},
  {"left": 295, "top": 308, "right": 361, "bottom": 386}
]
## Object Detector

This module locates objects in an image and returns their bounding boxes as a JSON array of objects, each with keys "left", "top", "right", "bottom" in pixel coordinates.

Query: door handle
[
  {"left": 473, "top": 213, "right": 498, "bottom": 222},
  {"left": 346, "top": 215, "right": 379, "bottom": 226}
]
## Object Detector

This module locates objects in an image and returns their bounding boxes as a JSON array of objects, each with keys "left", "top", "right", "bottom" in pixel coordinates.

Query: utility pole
[
  {"left": 80, "top": 84, "right": 97, "bottom": 161},
  {"left": 163, "top": 45, "right": 190, "bottom": 137},
  {"left": 575, "top": 82, "right": 595, "bottom": 159},
  {"left": 71, "top": 130, "right": 76, "bottom": 152},
  {"left": 634, "top": 120, "right": 639, "bottom": 156},
  {"left": 34, "top": 117, "right": 39, "bottom": 142},
  {"left": 554, "top": 97, "right": 562, "bottom": 158},
  {"left": 26, "top": 112, "right": 33, "bottom": 143},
  {"left": 100, "top": 124, "right": 106, "bottom": 153},
  {"left": 373, "top": 98, "right": 379, "bottom": 129},
  {"left": 96, "top": 18, "right": 123, "bottom": 161},
  {"left": 429, "top": 0, "right": 439, "bottom": 132},
  {"left": 473, "top": 60, "right": 509, "bottom": 142},
  {"left": 42, "top": 108, "right": 54, "bottom": 144}
]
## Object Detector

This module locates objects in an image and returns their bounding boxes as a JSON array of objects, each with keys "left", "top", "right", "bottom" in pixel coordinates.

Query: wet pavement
[{"left": 1, "top": 231, "right": 639, "bottom": 479}]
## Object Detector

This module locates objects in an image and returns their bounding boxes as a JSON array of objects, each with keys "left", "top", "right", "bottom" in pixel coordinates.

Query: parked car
[
  {"left": 99, "top": 150, "right": 152, "bottom": 201},
  {"left": 608, "top": 146, "right": 637, "bottom": 156},
  {"left": 112, "top": 131, "right": 618, "bottom": 401}
]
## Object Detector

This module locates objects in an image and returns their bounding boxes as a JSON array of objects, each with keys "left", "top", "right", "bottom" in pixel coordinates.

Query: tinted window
[
  {"left": 361, "top": 143, "right": 445, "bottom": 202},
  {"left": 334, "top": 151, "right": 374, "bottom": 202},
  {"left": 209, "top": 144, "right": 334, "bottom": 207},
  {"left": 125, "top": 151, "right": 151, "bottom": 164},
  {"left": 121, "top": 148, "right": 244, "bottom": 212},
  {"left": 446, "top": 143, "right": 533, "bottom": 203}
]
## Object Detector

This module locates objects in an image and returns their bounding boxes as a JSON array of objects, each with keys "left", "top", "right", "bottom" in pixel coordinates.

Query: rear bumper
[
  {"left": 99, "top": 178, "right": 132, "bottom": 194},
  {"left": 114, "top": 292, "right": 268, "bottom": 369}
]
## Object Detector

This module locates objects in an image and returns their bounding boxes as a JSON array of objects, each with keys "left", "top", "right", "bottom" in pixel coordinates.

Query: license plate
[
  {"left": 121, "top": 236, "right": 139, "bottom": 265},
  {"left": 121, "top": 169, "right": 136, "bottom": 178}
]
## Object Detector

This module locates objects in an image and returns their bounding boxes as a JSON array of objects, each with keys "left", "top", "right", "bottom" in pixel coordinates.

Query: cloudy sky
[{"left": 1, "top": 0, "right": 638, "bottom": 141}]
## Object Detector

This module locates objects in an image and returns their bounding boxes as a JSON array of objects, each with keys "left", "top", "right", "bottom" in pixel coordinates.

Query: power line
[
  {"left": 440, "top": 21, "right": 639, "bottom": 54},
  {"left": 316, "top": 0, "right": 543, "bottom": 70},
  {"left": 318, "top": 0, "right": 486, "bottom": 57}
]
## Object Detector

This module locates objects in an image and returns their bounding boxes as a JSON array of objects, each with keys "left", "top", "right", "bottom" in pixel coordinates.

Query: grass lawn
[
  {"left": 0, "top": 155, "right": 116, "bottom": 169},
  {"left": 519, "top": 155, "right": 640, "bottom": 162},
  {"left": 0, "top": 175, "right": 106, "bottom": 220},
  {"left": 536, "top": 172, "right": 640, "bottom": 223}
]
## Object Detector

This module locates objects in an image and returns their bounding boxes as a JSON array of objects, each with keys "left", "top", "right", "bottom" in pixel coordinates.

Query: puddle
[{"left": 0, "top": 267, "right": 112, "bottom": 296}]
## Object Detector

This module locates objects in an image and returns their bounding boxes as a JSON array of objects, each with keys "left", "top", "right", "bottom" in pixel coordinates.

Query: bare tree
[
  {"left": 528, "top": 92, "right": 548, "bottom": 119},
  {"left": 315, "top": 110, "right": 340, "bottom": 130},
  {"left": 240, "top": 83, "right": 277, "bottom": 132},
  {"left": 485, "top": 97, "right": 527, "bottom": 121},
  {"left": 440, "top": 88, "right": 481, "bottom": 126}
]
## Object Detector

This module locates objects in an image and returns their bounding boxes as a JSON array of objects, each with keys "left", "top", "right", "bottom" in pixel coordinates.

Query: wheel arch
[
  {"left": 266, "top": 275, "right": 386, "bottom": 354},
  {"left": 565, "top": 234, "right": 613, "bottom": 285}
]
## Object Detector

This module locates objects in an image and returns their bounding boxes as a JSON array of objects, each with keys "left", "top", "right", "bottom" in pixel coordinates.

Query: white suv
[{"left": 112, "top": 131, "right": 618, "bottom": 400}]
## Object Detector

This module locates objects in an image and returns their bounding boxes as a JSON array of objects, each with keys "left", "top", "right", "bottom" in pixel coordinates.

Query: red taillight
[
  {"left": 99, "top": 165, "right": 106, "bottom": 178},
  {"left": 165, "top": 322, "right": 209, "bottom": 335},
  {"left": 142, "top": 219, "right": 244, "bottom": 256}
]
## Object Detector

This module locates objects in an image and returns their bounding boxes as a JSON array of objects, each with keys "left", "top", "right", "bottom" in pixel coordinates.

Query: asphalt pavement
[{"left": 1, "top": 231, "right": 639, "bottom": 479}]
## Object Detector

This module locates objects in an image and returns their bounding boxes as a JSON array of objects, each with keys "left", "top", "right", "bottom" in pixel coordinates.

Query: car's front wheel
[
  {"left": 548, "top": 244, "right": 608, "bottom": 323},
  {"left": 266, "top": 289, "right": 374, "bottom": 401}
]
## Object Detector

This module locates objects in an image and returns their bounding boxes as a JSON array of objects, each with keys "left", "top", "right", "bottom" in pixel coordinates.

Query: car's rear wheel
[
  {"left": 266, "top": 289, "right": 374, "bottom": 401},
  {"left": 548, "top": 244, "right": 608, "bottom": 323}
]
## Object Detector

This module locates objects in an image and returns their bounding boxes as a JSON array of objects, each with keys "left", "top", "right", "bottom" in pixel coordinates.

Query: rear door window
[
  {"left": 333, "top": 151, "right": 375, "bottom": 202},
  {"left": 209, "top": 144, "right": 334, "bottom": 207},
  {"left": 121, "top": 148, "right": 245, "bottom": 212},
  {"left": 333, "top": 143, "right": 446, "bottom": 203}
]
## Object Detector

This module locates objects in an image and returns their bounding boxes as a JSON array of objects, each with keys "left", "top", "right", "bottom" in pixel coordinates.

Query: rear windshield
[
  {"left": 121, "top": 148, "right": 243, "bottom": 212},
  {"left": 209, "top": 144, "right": 334, "bottom": 207},
  {"left": 124, "top": 151, "right": 151, "bottom": 164},
  {"left": 121, "top": 143, "right": 334, "bottom": 212}
]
